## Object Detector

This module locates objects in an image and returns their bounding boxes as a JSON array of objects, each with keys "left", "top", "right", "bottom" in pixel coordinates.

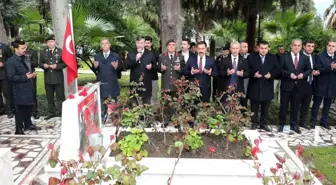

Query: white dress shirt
[
  {"left": 103, "top": 50, "right": 110, "bottom": 58},
  {"left": 291, "top": 52, "right": 300, "bottom": 65},
  {"left": 231, "top": 54, "right": 239, "bottom": 69},
  {"left": 182, "top": 51, "right": 189, "bottom": 62},
  {"left": 303, "top": 51, "right": 314, "bottom": 82}
]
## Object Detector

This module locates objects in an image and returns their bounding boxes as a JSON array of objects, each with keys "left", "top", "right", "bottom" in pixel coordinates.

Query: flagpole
[{"left": 68, "top": 2, "right": 78, "bottom": 94}]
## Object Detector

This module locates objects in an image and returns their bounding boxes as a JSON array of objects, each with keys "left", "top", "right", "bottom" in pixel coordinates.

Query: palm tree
[
  {"left": 263, "top": 10, "right": 315, "bottom": 48},
  {"left": 208, "top": 20, "right": 246, "bottom": 45},
  {"left": 324, "top": 0, "right": 336, "bottom": 27}
]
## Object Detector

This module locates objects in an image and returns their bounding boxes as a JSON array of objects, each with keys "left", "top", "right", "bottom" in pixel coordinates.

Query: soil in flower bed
[{"left": 116, "top": 132, "right": 249, "bottom": 159}]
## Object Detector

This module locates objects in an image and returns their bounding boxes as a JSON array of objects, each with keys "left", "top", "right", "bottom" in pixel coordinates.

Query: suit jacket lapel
[{"left": 287, "top": 54, "right": 296, "bottom": 70}]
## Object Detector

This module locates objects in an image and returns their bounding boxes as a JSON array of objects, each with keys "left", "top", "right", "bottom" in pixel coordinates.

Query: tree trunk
[
  {"left": 50, "top": 0, "right": 76, "bottom": 97},
  {"left": 245, "top": 1, "right": 258, "bottom": 53},
  {"left": 0, "top": 10, "right": 8, "bottom": 43},
  {"left": 210, "top": 37, "right": 215, "bottom": 58},
  {"left": 160, "top": 0, "right": 184, "bottom": 52}
]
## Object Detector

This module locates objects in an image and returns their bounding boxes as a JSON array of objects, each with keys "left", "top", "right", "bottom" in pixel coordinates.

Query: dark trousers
[
  {"left": 212, "top": 78, "right": 217, "bottom": 101},
  {"left": 310, "top": 96, "right": 333, "bottom": 126},
  {"left": 15, "top": 105, "right": 33, "bottom": 130},
  {"left": 279, "top": 86, "right": 301, "bottom": 127},
  {"left": 299, "top": 83, "right": 312, "bottom": 126},
  {"left": 251, "top": 100, "right": 271, "bottom": 126},
  {"left": 45, "top": 83, "right": 65, "bottom": 115},
  {"left": 32, "top": 78, "right": 38, "bottom": 115},
  {"left": 0, "top": 79, "right": 14, "bottom": 114}
]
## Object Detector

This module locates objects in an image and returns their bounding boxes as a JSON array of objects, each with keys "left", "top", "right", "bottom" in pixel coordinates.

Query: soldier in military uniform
[
  {"left": 158, "top": 39, "right": 185, "bottom": 124},
  {"left": 0, "top": 41, "right": 14, "bottom": 118},
  {"left": 25, "top": 46, "right": 40, "bottom": 119},
  {"left": 39, "top": 35, "right": 66, "bottom": 120},
  {"left": 159, "top": 39, "right": 185, "bottom": 92}
]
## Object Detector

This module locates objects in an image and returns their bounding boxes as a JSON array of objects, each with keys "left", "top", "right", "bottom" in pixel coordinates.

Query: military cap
[
  {"left": 166, "top": 39, "right": 176, "bottom": 46},
  {"left": 222, "top": 46, "right": 229, "bottom": 51},
  {"left": 45, "top": 35, "right": 55, "bottom": 42},
  {"left": 12, "top": 36, "right": 25, "bottom": 45}
]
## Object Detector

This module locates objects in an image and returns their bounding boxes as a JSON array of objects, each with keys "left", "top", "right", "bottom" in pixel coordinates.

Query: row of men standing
[{"left": 95, "top": 36, "right": 336, "bottom": 134}]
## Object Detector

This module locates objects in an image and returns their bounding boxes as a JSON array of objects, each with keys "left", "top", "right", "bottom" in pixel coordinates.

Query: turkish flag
[{"left": 62, "top": 17, "right": 78, "bottom": 85}]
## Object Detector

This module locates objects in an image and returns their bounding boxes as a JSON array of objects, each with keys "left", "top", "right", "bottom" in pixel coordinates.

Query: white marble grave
[{"left": 0, "top": 148, "right": 14, "bottom": 185}]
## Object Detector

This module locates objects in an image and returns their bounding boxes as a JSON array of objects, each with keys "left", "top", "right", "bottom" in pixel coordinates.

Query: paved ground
[{"left": 0, "top": 114, "right": 335, "bottom": 184}]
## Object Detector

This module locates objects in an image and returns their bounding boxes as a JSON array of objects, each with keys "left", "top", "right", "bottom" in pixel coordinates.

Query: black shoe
[
  {"left": 260, "top": 125, "right": 272, "bottom": 132},
  {"left": 15, "top": 129, "right": 25, "bottom": 135},
  {"left": 290, "top": 126, "right": 301, "bottom": 134},
  {"left": 310, "top": 122, "right": 316, "bottom": 129},
  {"left": 251, "top": 123, "right": 258, "bottom": 130},
  {"left": 7, "top": 113, "right": 14, "bottom": 118},
  {"left": 278, "top": 125, "right": 284, "bottom": 132},
  {"left": 44, "top": 115, "right": 56, "bottom": 120},
  {"left": 299, "top": 124, "right": 310, "bottom": 130},
  {"left": 24, "top": 124, "right": 42, "bottom": 131},
  {"left": 33, "top": 114, "right": 40, "bottom": 119},
  {"left": 320, "top": 124, "right": 332, "bottom": 130}
]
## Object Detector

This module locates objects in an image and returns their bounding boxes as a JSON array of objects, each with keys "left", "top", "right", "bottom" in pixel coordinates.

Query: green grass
[
  {"left": 303, "top": 146, "right": 336, "bottom": 185},
  {"left": 78, "top": 61, "right": 92, "bottom": 70}
]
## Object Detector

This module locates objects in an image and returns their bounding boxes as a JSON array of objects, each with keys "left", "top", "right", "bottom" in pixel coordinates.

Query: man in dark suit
[
  {"left": 298, "top": 40, "right": 317, "bottom": 129},
  {"left": 217, "top": 41, "right": 249, "bottom": 104},
  {"left": 39, "top": 35, "right": 67, "bottom": 120},
  {"left": 93, "top": 38, "right": 123, "bottom": 120},
  {"left": 190, "top": 42, "right": 197, "bottom": 54},
  {"left": 310, "top": 40, "right": 336, "bottom": 130},
  {"left": 0, "top": 41, "right": 14, "bottom": 118},
  {"left": 180, "top": 38, "right": 196, "bottom": 81},
  {"left": 145, "top": 36, "right": 160, "bottom": 103},
  {"left": 126, "top": 36, "right": 156, "bottom": 105},
  {"left": 278, "top": 39, "right": 312, "bottom": 134},
  {"left": 6, "top": 37, "right": 41, "bottom": 135},
  {"left": 247, "top": 41, "right": 280, "bottom": 131},
  {"left": 183, "top": 41, "right": 217, "bottom": 102},
  {"left": 25, "top": 46, "right": 40, "bottom": 119},
  {"left": 213, "top": 46, "right": 229, "bottom": 101},
  {"left": 276, "top": 45, "right": 286, "bottom": 63}
]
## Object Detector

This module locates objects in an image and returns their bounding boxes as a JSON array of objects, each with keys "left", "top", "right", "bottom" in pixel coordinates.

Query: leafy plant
[
  {"left": 47, "top": 134, "right": 148, "bottom": 185},
  {"left": 185, "top": 128, "right": 203, "bottom": 150},
  {"left": 118, "top": 128, "right": 149, "bottom": 158}
]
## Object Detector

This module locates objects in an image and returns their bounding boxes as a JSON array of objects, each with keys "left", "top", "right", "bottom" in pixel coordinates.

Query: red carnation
[
  {"left": 293, "top": 171, "right": 301, "bottom": 180},
  {"left": 256, "top": 172, "right": 262, "bottom": 178},
  {"left": 208, "top": 146, "right": 216, "bottom": 153},
  {"left": 48, "top": 143, "right": 54, "bottom": 151},
  {"left": 124, "top": 107, "right": 129, "bottom": 112},
  {"left": 68, "top": 94, "right": 75, "bottom": 99},
  {"left": 110, "top": 135, "right": 115, "bottom": 141},
  {"left": 251, "top": 146, "right": 259, "bottom": 157},
  {"left": 295, "top": 145, "right": 304, "bottom": 158},
  {"left": 79, "top": 89, "right": 88, "bottom": 96},
  {"left": 270, "top": 167, "right": 278, "bottom": 174},
  {"left": 61, "top": 167, "right": 68, "bottom": 176},
  {"left": 276, "top": 163, "right": 283, "bottom": 169},
  {"left": 78, "top": 86, "right": 83, "bottom": 90}
]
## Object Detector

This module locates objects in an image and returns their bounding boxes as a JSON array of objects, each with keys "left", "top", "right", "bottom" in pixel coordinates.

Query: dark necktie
[
  {"left": 170, "top": 55, "right": 173, "bottom": 60},
  {"left": 294, "top": 54, "right": 299, "bottom": 69},
  {"left": 233, "top": 57, "right": 237, "bottom": 70},
  {"left": 199, "top": 57, "right": 203, "bottom": 73},
  {"left": 261, "top": 56, "right": 265, "bottom": 64},
  {"left": 49, "top": 49, "right": 52, "bottom": 55}
]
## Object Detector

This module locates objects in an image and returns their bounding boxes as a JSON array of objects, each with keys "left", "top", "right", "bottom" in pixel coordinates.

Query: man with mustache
[{"left": 184, "top": 41, "right": 217, "bottom": 102}]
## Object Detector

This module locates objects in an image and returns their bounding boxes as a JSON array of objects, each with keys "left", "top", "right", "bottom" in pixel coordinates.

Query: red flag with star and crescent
[{"left": 62, "top": 17, "right": 78, "bottom": 85}]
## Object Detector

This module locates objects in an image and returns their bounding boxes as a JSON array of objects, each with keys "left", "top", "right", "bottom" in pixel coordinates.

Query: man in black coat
[
  {"left": 180, "top": 38, "right": 196, "bottom": 81},
  {"left": 25, "top": 47, "right": 40, "bottom": 119},
  {"left": 310, "top": 40, "right": 336, "bottom": 130},
  {"left": 278, "top": 39, "right": 312, "bottom": 134},
  {"left": 6, "top": 37, "right": 41, "bottom": 135},
  {"left": 183, "top": 41, "right": 217, "bottom": 103},
  {"left": 247, "top": 41, "right": 280, "bottom": 131},
  {"left": 126, "top": 36, "right": 156, "bottom": 105},
  {"left": 145, "top": 36, "right": 160, "bottom": 103},
  {"left": 217, "top": 41, "right": 249, "bottom": 104},
  {"left": 299, "top": 40, "right": 318, "bottom": 129},
  {"left": 0, "top": 41, "right": 15, "bottom": 118},
  {"left": 213, "top": 46, "right": 229, "bottom": 101}
]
